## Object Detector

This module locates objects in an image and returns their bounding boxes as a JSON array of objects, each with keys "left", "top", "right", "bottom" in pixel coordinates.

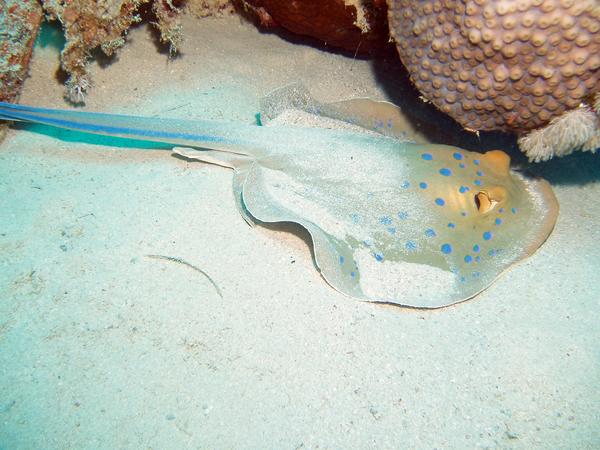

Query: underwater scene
[{"left": 1, "top": 1, "right": 599, "bottom": 449}]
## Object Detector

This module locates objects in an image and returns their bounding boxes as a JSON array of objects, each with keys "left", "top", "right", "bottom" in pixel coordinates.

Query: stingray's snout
[{"left": 475, "top": 187, "right": 507, "bottom": 214}]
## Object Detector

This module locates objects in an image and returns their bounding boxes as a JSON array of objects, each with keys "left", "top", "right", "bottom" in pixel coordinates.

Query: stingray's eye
[
  {"left": 475, "top": 191, "right": 493, "bottom": 213},
  {"left": 475, "top": 187, "right": 507, "bottom": 214}
]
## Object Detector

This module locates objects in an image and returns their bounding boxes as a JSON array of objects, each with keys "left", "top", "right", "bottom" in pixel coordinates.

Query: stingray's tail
[{"left": 0, "top": 101, "right": 263, "bottom": 156}]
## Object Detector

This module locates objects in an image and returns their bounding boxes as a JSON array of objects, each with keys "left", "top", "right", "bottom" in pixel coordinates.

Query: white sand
[{"left": 1, "top": 15, "right": 599, "bottom": 449}]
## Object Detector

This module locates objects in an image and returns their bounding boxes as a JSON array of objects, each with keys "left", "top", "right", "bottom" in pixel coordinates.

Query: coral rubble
[
  {"left": 0, "top": 0, "right": 235, "bottom": 105},
  {"left": 387, "top": 0, "right": 600, "bottom": 134},
  {"left": 41, "top": 0, "right": 184, "bottom": 103},
  {"left": 0, "top": 0, "right": 44, "bottom": 103}
]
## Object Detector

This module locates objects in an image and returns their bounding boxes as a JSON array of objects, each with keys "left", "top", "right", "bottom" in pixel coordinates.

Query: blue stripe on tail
[{"left": 0, "top": 101, "right": 227, "bottom": 144}]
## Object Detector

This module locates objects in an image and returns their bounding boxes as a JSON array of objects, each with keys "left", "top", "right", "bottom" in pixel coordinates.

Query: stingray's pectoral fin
[
  {"left": 172, "top": 147, "right": 256, "bottom": 225},
  {"left": 325, "top": 98, "right": 419, "bottom": 142},
  {"left": 259, "top": 83, "right": 323, "bottom": 124},
  {"left": 172, "top": 147, "right": 251, "bottom": 170},
  {"left": 259, "top": 83, "right": 416, "bottom": 143},
  {"left": 239, "top": 165, "right": 369, "bottom": 299}
]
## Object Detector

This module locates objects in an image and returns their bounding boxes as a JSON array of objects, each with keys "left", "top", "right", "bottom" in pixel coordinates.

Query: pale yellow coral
[{"left": 518, "top": 105, "right": 599, "bottom": 162}]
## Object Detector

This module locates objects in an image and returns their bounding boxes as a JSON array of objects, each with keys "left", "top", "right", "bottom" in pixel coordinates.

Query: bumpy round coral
[{"left": 387, "top": 0, "right": 600, "bottom": 132}]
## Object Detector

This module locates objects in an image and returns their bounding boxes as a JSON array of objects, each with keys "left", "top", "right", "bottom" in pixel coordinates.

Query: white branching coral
[{"left": 518, "top": 100, "right": 600, "bottom": 163}]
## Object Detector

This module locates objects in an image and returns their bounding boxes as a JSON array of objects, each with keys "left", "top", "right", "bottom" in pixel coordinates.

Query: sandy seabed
[{"left": 1, "top": 15, "right": 599, "bottom": 450}]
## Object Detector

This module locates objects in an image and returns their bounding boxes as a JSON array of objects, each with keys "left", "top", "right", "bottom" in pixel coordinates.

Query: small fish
[{"left": 0, "top": 85, "right": 558, "bottom": 308}]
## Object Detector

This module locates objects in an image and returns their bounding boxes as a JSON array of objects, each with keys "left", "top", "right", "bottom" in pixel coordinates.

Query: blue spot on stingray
[
  {"left": 406, "top": 241, "right": 417, "bottom": 251},
  {"left": 339, "top": 255, "right": 345, "bottom": 264},
  {"left": 461, "top": 212, "right": 468, "bottom": 217},
  {"left": 401, "top": 181, "right": 410, "bottom": 189},
  {"left": 422, "top": 153, "right": 433, "bottom": 161},
  {"left": 495, "top": 218, "right": 502, "bottom": 225},
  {"left": 398, "top": 211, "right": 409, "bottom": 220},
  {"left": 441, "top": 243, "right": 453, "bottom": 254},
  {"left": 474, "top": 179, "right": 482, "bottom": 186},
  {"left": 425, "top": 228, "right": 436, "bottom": 237},
  {"left": 477, "top": 170, "right": 484, "bottom": 177},
  {"left": 488, "top": 249, "right": 496, "bottom": 257},
  {"left": 459, "top": 185, "right": 469, "bottom": 193},
  {"left": 379, "top": 216, "right": 393, "bottom": 225},
  {"left": 475, "top": 255, "right": 481, "bottom": 262},
  {"left": 464, "top": 255, "right": 473, "bottom": 263},
  {"left": 474, "top": 159, "right": 480, "bottom": 165},
  {"left": 483, "top": 231, "right": 493, "bottom": 241},
  {"left": 448, "top": 222, "right": 456, "bottom": 228},
  {"left": 459, "top": 163, "right": 466, "bottom": 168},
  {"left": 387, "top": 119, "right": 393, "bottom": 129},
  {"left": 350, "top": 271, "right": 356, "bottom": 278},
  {"left": 499, "top": 208, "right": 505, "bottom": 213},
  {"left": 439, "top": 168, "right": 452, "bottom": 176},
  {"left": 374, "top": 253, "right": 384, "bottom": 262},
  {"left": 512, "top": 207, "right": 518, "bottom": 214},
  {"left": 435, "top": 198, "right": 445, "bottom": 206},
  {"left": 387, "top": 227, "right": 396, "bottom": 234},
  {"left": 419, "top": 181, "right": 428, "bottom": 189},
  {"left": 453, "top": 152, "right": 463, "bottom": 160},
  {"left": 473, "top": 244, "right": 480, "bottom": 252}
]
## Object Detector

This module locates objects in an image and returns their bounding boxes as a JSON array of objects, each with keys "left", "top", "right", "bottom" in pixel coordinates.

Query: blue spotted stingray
[{"left": 0, "top": 85, "right": 558, "bottom": 308}]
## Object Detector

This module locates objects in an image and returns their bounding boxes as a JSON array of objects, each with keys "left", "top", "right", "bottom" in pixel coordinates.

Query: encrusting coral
[
  {"left": 0, "top": 0, "right": 44, "bottom": 103},
  {"left": 0, "top": 0, "right": 43, "bottom": 142}
]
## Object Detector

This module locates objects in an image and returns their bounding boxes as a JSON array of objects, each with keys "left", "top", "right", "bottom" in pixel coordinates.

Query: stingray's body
[{"left": 0, "top": 86, "right": 558, "bottom": 308}]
